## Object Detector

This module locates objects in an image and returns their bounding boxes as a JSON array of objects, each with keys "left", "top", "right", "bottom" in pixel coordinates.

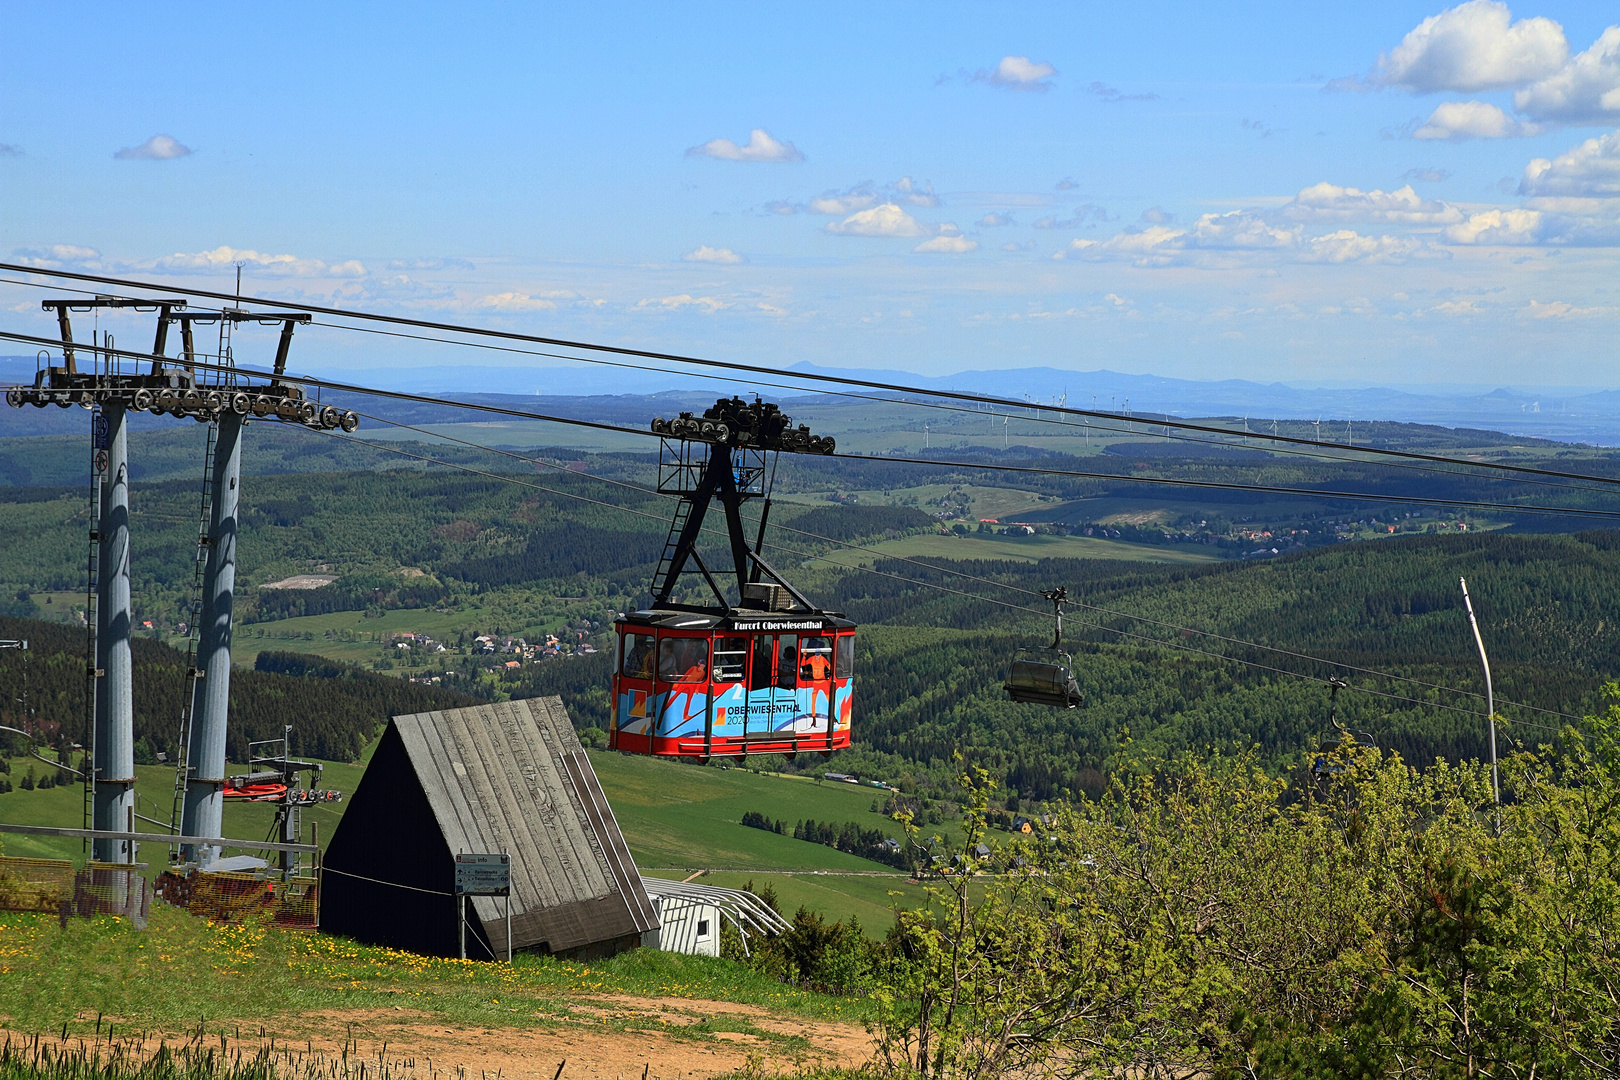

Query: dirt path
[{"left": 47, "top": 998, "right": 873, "bottom": 1080}]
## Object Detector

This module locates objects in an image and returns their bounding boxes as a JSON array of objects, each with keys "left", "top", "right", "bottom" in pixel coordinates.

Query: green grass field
[
  {"left": 589, "top": 751, "right": 903, "bottom": 871},
  {"left": 0, "top": 904, "right": 868, "bottom": 1037},
  {"left": 807, "top": 529, "right": 1219, "bottom": 567},
  {"left": 1, "top": 742, "right": 918, "bottom": 928}
]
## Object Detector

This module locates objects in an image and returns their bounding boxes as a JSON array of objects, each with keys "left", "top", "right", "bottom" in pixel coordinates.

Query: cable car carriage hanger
[{"left": 611, "top": 397, "right": 855, "bottom": 761}]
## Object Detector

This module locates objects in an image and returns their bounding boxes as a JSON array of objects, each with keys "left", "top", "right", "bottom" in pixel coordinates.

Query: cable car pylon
[{"left": 612, "top": 397, "right": 855, "bottom": 760}]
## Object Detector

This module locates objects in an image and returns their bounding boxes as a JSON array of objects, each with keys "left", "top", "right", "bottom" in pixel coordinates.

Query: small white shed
[{"left": 638, "top": 874, "right": 792, "bottom": 957}]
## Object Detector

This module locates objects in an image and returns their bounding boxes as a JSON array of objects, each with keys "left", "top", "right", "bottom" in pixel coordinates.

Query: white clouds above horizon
[
  {"left": 686, "top": 128, "right": 803, "bottom": 163},
  {"left": 637, "top": 294, "right": 729, "bottom": 313},
  {"left": 824, "top": 202, "right": 929, "bottom": 237},
  {"left": 914, "top": 225, "right": 978, "bottom": 253},
  {"left": 682, "top": 245, "right": 744, "bottom": 264},
  {"left": 1415, "top": 99, "right": 1542, "bottom": 138},
  {"left": 1520, "top": 129, "right": 1620, "bottom": 197},
  {"left": 971, "top": 55, "right": 1058, "bottom": 91},
  {"left": 1284, "top": 182, "right": 1463, "bottom": 224},
  {"left": 114, "top": 134, "right": 192, "bottom": 160},
  {"left": 1370, "top": 0, "right": 1566, "bottom": 93},
  {"left": 1514, "top": 26, "right": 1620, "bottom": 124},
  {"left": 770, "top": 177, "right": 941, "bottom": 216},
  {"left": 150, "top": 245, "right": 364, "bottom": 278}
]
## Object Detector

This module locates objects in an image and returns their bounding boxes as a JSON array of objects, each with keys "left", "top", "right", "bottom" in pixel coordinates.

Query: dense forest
[
  {"left": 3, "top": 423, "right": 1620, "bottom": 798},
  {"left": 0, "top": 616, "right": 473, "bottom": 762}
]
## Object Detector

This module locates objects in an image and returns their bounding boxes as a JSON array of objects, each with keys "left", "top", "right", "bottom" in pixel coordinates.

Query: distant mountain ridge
[{"left": 5, "top": 356, "right": 1617, "bottom": 445}]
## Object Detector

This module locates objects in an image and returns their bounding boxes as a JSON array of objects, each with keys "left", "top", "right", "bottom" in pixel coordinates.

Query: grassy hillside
[{"left": 0, "top": 737, "right": 918, "bottom": 927}]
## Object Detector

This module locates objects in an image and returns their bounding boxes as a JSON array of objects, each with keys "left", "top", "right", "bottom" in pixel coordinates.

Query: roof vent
[{"left": 742, "top": 583, "right": 793, "bottom": 611}]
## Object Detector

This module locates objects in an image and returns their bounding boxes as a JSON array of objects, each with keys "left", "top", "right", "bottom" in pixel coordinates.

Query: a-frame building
[{"left": 321, "top": 696, "right": 657, "bottom": 959}]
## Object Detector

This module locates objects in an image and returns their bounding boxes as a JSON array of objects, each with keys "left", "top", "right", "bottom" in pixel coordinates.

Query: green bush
[{"left": 870, "top": 698, "right": 1620, "bottom": 1079}]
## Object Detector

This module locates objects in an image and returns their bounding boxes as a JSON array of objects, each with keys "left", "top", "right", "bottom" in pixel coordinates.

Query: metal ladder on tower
[
  {"left": 81, "top": 402, "right": 104, "bottom": 848},
  {"left": 167, "top": 419, "right": 218, "bottom": 844},
  {"left": 648, "top": 496, "right": 695, "bottom": 601}
]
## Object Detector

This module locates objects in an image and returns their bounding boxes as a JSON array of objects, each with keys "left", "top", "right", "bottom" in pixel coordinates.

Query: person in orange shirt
[{"left": 799, "top": 640, "right": 831, "bottom": 681}]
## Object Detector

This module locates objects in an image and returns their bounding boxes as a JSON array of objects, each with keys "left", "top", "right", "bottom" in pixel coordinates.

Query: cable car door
[
  {"left": 798, "top": 635, "right": 834, "bottom": 738},
  {"left": 747, "top": 635, "right": 777, "bottom": 739}
]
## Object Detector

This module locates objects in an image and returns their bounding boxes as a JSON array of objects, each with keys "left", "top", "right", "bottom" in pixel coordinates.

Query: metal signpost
[{"left": 454, "top": 852, "right": 512, "bottom": 962}]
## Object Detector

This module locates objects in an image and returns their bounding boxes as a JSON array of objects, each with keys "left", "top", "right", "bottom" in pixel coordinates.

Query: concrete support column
[
  {"left": 92, "top": 401, "right": 135, "bottom": 864},
  {"left": 180, "top": 413, "right": 242, "bottom": 862}
]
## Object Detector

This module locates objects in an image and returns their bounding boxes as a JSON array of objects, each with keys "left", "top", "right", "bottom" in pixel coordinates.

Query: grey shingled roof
[{"left": 392, "top": 696, "right": 657, "bottom": 953}]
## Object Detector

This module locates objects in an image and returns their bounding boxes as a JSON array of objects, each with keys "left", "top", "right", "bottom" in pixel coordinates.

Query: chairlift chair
[
  {"left": 1311, "top": 675, "right": 1374, "bottom": 778},
  {"left": 1004, "top": 587, "right": 1085, "bottom": 709}
]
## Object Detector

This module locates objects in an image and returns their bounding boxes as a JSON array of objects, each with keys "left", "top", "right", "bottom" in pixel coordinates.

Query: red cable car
[{"left": 611, "top": 397, "right": 855, "bottom": 759}]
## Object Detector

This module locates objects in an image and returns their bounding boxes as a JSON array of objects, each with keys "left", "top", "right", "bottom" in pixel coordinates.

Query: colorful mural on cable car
[{"left": 610, "top": 611, "right": 855, "bottom": 758}]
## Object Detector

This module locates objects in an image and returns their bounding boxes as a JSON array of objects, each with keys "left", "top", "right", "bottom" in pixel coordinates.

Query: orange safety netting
[
  {"left": 155, "top": 868, "right": 318, "bottom": 929},
  {"left": 0, "top": 856, "right": 151, "bottom": 927}
]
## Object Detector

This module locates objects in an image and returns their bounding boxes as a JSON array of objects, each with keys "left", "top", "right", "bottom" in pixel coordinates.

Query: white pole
[
  {"left": 458, "top": 893, "right": 466, "bottom": 960},
  {"left": 1459, "top": 578, "right": 1501, "bottom": 819}
]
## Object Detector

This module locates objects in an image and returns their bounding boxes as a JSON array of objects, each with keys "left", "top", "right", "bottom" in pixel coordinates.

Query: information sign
[{"left": 454, "top": 852, "right": 510, "bottom": 896}]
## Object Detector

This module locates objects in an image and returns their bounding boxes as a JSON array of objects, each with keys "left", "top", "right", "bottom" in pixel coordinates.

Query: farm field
[{"left": 809, "top": 529, "right": 1219, "bottom": 566}]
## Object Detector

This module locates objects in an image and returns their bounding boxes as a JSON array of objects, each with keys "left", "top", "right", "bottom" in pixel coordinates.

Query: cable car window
[
  {"left": 799, "top": 636, "right": 832, "bottom": 681},
  {"left": 658, "top": 638, "right": 709, "bottom": 683},
  {"left": 836, "top": 635, "right": 854, "bottom": 679},
  {"left": 749, "top": 636, "right": 774, "bottom": 691},
  {"left": 622, "top": 634, "right": 656, "bottom": 679},
  {"left": 776, "top": 635, "right": 798, "bottom": 690},
  {"left": 714, "top": 637, "right": 748, "bottom": 682}
]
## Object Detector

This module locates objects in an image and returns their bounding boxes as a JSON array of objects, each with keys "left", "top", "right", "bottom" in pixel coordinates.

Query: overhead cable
[
  {"left": 329, "top": 421, "right": 1584, "bottom": 731},
  {"left": 8, "top": 328, "right": 1616, "bottom": 521},
  {"left": 4, "top": 262, "right": 1619, "bottom": 490}
]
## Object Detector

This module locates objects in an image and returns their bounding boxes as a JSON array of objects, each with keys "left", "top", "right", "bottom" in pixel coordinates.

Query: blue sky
[{"left": 2, "top": 1, "right": 1618, "bottom": 390}]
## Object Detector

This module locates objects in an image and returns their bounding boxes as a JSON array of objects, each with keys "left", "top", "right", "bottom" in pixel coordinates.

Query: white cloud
[
  {"left": 388, "top": 257, "right": 476, "bottom": 271},
  {"left": 1301, "top": 230, "right": 1432, "bottom": 263},
  {"left": 1373, "top": 1, "right": 1567, "bottom": 92},
  {"left": 1520, "top": 130, "right": 1620, "bottom": 197},
  {"left": 114, "top": 134, "right": 193, "bottom": 160},
  {"left": 1444, "top": 202, "right": 1620, "bottom": 245},
  {"left": 824, "top": 203, "right": 928, "bottom": 237},
  {"left": 773, "top": 178, "right": 937, "bottom": 216},
  {"left": 13, "top": 243, "right": 102, "bottom": 267},
  {"left": 149, "top": 245, "right": 364, "bottom": 278},
  {"left": 1185, "top": 210, "right": 1299, "bottom": 249},
  {"left": 1284, "top": 182, "right": 1463, "bottom": 223},
  {"left": 1414, "top": 99, "right": 1542, "bottom": 139},
  {"left": 1444, "top": 207, "right": 1546, "bottom": 243},
  {"left": 637, "top": 294, "right": 729, "bottom": 312},
  {"left": 977, "top": 212, "right": 1014, "bottom": 227},
  {"left": 1523, "top": 299, "right": 1586, "bottom": 317},
  {"left": 807, "top": 184, "right": 880, "bottom": 215},
  {"left": 891, "top": 176, "right": 941, "bottom": 207},
  {"left": 914, "top": 226, "right": 978, "bottom": 254},
  {"left": 1514, "top": 26, "right": 1620, "bottom": 124},
  {"left": 1058, "top": 226, "right": 1186, "bottom": 267},
  {"left": 686, "top": 129, "right": 804, "bottom": 163},
  {"left": 972, "top": 55, "right": 1058, "bottom": 92},
  {"left": 479, "top": 292, "right": 557, "bottom": 311},
  {"left": 682, "top": 245, "right": 744, "bottom": 264}
]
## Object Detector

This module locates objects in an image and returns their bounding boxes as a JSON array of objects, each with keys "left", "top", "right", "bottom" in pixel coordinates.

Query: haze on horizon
[{"left": 2, "top": 1, "right": 1617, "bottom": 391}]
